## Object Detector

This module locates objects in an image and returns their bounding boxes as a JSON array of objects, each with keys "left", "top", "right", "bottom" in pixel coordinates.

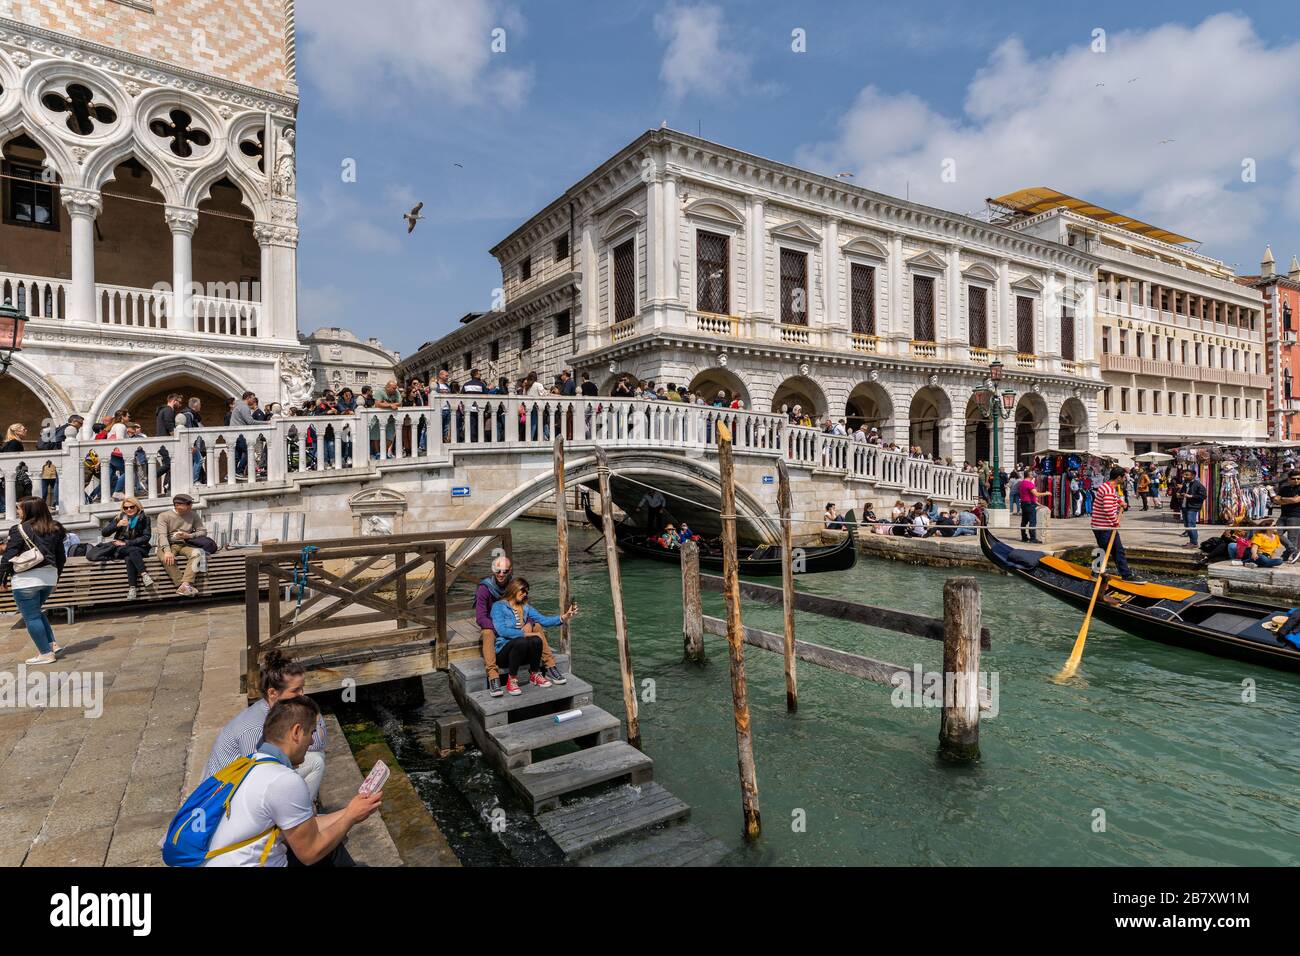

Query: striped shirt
[
  {"left": 202, "top": 698, "right": 326, "bottom": 779},
  {"left": 1090, "top": 481, "right": 1123, "bottom": 529}
]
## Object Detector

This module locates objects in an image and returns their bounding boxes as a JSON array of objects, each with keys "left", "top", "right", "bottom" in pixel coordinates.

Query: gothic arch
[
  {"left": 0, "top": 120, "right": 74, "bottom": 186},
  {"left": 86, "top": 139, "right": 182, "bottom": 206},
  {"left": 185, "top": 159, "right": 270, "bottom": 221}
]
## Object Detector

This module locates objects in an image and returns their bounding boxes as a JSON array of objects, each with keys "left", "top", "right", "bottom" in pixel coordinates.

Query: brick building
[
  {"left": 1238, "top": 247, "right": 1300, "bottom": 441},
  {"left": 0, "top": 0, "right": 306, "bottom": 442}
]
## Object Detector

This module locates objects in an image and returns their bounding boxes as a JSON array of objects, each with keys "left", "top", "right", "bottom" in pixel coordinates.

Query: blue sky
[{"left": 294, "top": 1, "right": 1300, "bottom": 357}]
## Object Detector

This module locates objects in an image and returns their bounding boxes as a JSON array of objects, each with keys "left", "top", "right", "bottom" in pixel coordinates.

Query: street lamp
[
  {"left": 0, "top": 298, "right": 25, "bottom": 379},
  {"left": 974, "top": 360, "right": 1016, "bottom": 510}
]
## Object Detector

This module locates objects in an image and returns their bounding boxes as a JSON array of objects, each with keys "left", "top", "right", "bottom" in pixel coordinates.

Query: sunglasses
[{"left": 122, "top": 505, "right": 139, "bottom": 512}]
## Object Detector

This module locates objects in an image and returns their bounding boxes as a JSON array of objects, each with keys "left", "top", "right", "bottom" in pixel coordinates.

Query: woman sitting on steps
[{"left": 490, "top": 578, "right": 579, "bottom": 697}]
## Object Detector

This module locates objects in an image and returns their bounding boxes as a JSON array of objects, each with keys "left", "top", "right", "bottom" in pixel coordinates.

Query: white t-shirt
[
  {"left": 912, "top": 514, "right": 930, "bottom": 534},
  {"left": 527, "top": 381, "right": 547, "bottom": 398},
  {"left": 202, "top": 758, "right": 314, "bottom": 867},
  {"left": 108, "top": 423, "right": 129, "bottom": 440}
]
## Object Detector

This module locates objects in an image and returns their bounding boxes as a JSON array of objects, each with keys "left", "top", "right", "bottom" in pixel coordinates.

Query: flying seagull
[
  {"left": 835, "top": 171, "right": 854, "bottom": 178},
  {"left": 453, "top": 163, "right": 463, "bottom": 168},
  {"left": 403, "top": 202, "right": 425, "bottom": 234},
  {"left": 1158, "top": 138, "right": 1175, "bottom": 145}
]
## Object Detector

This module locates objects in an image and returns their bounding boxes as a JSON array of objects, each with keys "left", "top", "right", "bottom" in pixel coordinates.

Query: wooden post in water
[
  {"left": 776, "top": 459, "right": 797, "bottom": 713},
  {"left": 939, "top": 576, "right": 982, "bottom": 762},
  {"left": 716, "top": 422, "right": 761, "bottom": 840},
  {"left": 681, "top": 538, "right": 705, "bottom": 664},
  {"left": 595, "top": 446, "right": 641, "bottom": 750},
  {"left": 553, "top": 435, "right": 571, "bottom": 657}
]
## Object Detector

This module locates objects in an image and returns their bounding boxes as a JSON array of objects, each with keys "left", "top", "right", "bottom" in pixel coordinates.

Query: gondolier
[
  {"left": 1091, "top": 466, "right": 1142, "bottom": 582},
  {"left": 637, "top": 488, "right": 667, "bottom": 534}
]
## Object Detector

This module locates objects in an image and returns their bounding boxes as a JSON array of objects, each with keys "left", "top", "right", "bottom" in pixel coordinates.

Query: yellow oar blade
[{"left": 1053, "top": 529, "right": 1116, "bottom": 683}]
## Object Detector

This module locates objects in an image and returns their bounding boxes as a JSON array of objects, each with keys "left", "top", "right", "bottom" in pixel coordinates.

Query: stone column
[
  {"left": 945, "top": 243, "right": 961, "bottom": 344},
  {"left": 165, "top": 206, "right": 200, "bottom": 332},
  {"left": 747, "top": 196, "right": 765, "bottom": 316},
  {"left": 61, "top": 189, "right": 102, "bottom": 325},
  {"left": 996, "top": 258, "right": 1011, "bottom": 349},
  {"left": 890, "top": 233, "right": 905, "bottom": 341},
  {"left": 646, "top": 175, "right": 663, "bottom": 307},
  {"left": 823, "top": 217, "right": 840, "bottom": 341},
  {"left": 663, "top": 174, "right": 680, "bottom": 303},
  {"left": 255, "top": 223, "right": 299, "bottom": 340}
]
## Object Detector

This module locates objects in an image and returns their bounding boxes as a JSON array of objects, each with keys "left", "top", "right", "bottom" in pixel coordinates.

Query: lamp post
[
  {"left": 0, "top": 298, "right": 25, "bottom": 379},
  {"left": 976, "top": 359, "right": 1016, "bottom": 511}
]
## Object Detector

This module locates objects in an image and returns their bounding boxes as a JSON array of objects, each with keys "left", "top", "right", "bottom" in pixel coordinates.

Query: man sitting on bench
[
  {"left": 157, "top": 494, "right": 206, "bottom": 597},
  {"left": 474, "top": 553, "right": 565, "bottom": 698}
]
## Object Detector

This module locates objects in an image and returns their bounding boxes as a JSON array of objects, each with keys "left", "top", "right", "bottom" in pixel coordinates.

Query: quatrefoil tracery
[
  {"left": 148, "top": 108, "right": 212, "bottom": 158},
  {"left": 41, "top": 82, "right": 118, "bottom": 136}
]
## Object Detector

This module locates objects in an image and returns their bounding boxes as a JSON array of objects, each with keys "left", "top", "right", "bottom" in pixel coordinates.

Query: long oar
[{"left": 1054, "top": 528, "right": 1116, "bottom": 682}]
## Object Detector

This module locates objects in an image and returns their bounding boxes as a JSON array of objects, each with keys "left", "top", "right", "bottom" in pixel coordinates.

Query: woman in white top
[
  {"left": 106, "top": 410, "right": 130, "bottom": 500},
  {"left": 0, "top": 496, "right": 67, "bottom": 664}
]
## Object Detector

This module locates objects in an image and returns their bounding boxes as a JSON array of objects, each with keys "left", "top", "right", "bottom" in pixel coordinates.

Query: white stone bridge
[{"left": 0, "top": 397, "right": 978, "bottom": 566}]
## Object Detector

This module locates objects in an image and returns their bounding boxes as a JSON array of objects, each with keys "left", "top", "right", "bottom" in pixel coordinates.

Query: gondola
[
  {"left": 979, "top": 527, "right": 1300, "bottom": 672},
  {"left": 583, "top": 497, "right": 857, "bottom": 576}
]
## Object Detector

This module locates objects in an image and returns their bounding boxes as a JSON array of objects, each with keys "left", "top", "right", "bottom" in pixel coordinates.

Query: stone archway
[
  {"left": 908, "top": 384, "right": 953, "bottom": 459},
  {"left": 688, "top": 367, "right": 751, "bottom": 408},
  {"left": 0, "top": 376, "right": 59, "bottom": 446},
  {"left": 1059, "top": 397, "right": 1089, "bottom": 451},
  {"left": 964, "top": 393, "right": 991, "bottom": 466},
  {"left": 1015, "top": 392, "right": 1049, "bottom": 465},
  {"left": 772, "top": 375, "right": 827, "bottom": 420},
  {"left": 90, "top": 354, "right": 246, "bottom": 426},
  {"left": 845, "top": 381, "right": 893, "bottom": 438}
]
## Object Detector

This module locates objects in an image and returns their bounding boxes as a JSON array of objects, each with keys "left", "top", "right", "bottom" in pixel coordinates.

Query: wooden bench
[{"left": 0, "top": 549, "right": 271, "bottom": 623}]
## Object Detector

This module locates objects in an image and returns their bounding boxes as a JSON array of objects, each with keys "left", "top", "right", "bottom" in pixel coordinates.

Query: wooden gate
[{"left": 243, "top": 528, "right": 512, "bottom": 698}]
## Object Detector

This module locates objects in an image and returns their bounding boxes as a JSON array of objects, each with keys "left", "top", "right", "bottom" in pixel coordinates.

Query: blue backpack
[{"left": 162, "top": 753, "right": 284, "bottom": 867}]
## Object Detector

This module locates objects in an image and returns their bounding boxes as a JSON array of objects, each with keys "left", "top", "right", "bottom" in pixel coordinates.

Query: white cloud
[
  {"left": 655, "top": 3, "right": 750, "bottom": 101},
  {"left": 299, "top": 0, "right": 532, "bottom": 111},
  {"left": 797, "top": 14, "right": 1300, "bottom": 249}
]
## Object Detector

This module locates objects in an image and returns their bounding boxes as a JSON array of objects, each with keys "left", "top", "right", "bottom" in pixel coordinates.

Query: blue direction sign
[
  {"left": 451, "top": 486, "right": 471, "bottom": 498},
  {"left": 761, "top": 475, "right": 775, "bottom": 485}
]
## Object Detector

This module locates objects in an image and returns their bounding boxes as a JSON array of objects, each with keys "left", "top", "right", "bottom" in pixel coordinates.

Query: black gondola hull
[{"left": 978, "top": 528, "right": 1300, "bottom": 672}]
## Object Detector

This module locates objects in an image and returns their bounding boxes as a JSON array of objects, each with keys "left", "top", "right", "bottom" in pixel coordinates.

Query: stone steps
[{"left": 487, "top": 706, "right": 621, "bottom": 768}]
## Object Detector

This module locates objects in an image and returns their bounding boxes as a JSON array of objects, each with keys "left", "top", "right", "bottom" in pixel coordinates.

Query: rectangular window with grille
[
  {"left": 1060, "top": 307, "right": 1075, "bottom": 360},
  {"left": 519, "top": 256, "right": 531, "bottom": 281},
  {"left": 851, "top": 263, "right": 876, "bottom": 335},
  {"left": 490, "top": 340, "right": 500, "bottom": 361},
  {"left": 912, "top": 275, "right": 935, "bottom": 342},
  {"left": 521, "top": 325, "right": 532, "bottom": 350},
  {"left": 554, "top": 233, "right": 569, "bottom": 261},
  {"left": 696, "top": 230, "right": 729, "bottom": 314},
  {"left": 1016, "top": 296, "right": 1035, "bottom": 354},
  {"left": 555, "top": 309, "right": 571, "bottom": 336},
  {"left": 780, "top": 248, "right": 808, "bottom": 325},
  {"left": 967, "top": 285, "right": 987, "bottom": 348},
  {"left": 612, "top": 238, "right": 636, "bottom": 322},
  {"left": 463, "top": 351, "right": 472, "bottom": 370}
]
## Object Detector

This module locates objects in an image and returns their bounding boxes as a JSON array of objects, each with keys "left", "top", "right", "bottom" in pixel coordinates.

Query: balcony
[
  {"left": 694, "top": 311, "right": 740, "bottom": 337},
  {"left": 969, "top": 347, "right": 991, "bottom": 365},
  {"left": 1100, "top": 353, "right": 1141, "bottom": 373},
  {"left": 610, "top": 317, "right": 638, "bottom": 342},
  {"left": 779, "top": 323, "right": 812, "bottom": 346},
  {"left": 1015, "top": 352, "right": 1038, "bottom": 370},
  {"left": 1, "top": 270, "right": 261, "bottom": 339},
  {"left": 911, "top": 340, "right": 937, "bottom": 359},
  {"left": 850, "top": 333, "right": 879, "bottom": 354}
]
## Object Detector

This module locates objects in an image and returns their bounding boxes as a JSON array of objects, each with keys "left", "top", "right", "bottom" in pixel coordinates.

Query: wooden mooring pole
[
  {"left": 594, "top": 446, "right": 641, "bottom": 750},
  {"left": 681, "top": 538, "right": 705, "bottom": 664},
  {"left": 553, "top": 435, "right": 571, "bottom": 657},
  {"left": 776, "top": 459, "right": 797, "bottom": 713},
  {"left": 939, "top": 577, "right": 982, "bottom": 762},
  {"left": 717, "top": 422, "right": 761, "bottom": 840}
]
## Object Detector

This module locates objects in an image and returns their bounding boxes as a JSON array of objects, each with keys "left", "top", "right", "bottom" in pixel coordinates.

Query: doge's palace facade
[{"left": 0, "top": 0, "right": 308, "bottom": 437}]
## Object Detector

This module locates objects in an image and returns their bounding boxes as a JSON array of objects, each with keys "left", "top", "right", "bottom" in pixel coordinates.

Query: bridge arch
[{"left": 445, "top": 449, "right": 779, "bottom": 569}]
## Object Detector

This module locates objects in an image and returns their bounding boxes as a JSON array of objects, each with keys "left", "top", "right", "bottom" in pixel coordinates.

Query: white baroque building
[
  {"left": 0, "top": 1, "right": 306, "bottom": 438},
  {"left": 300, "top": 326, "right": 400, "bottom": 395},
  {"left": 402, "top": 129, "right": 1103, "bottom": 466}
]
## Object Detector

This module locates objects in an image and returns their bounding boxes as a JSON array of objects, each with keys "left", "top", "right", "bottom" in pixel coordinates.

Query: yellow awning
[{"left": 990, "top": 187, "right": 1196, "bottom": 246}]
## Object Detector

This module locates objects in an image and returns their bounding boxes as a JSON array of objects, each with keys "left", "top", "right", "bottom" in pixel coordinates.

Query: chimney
[
  {"left": 1290, "top": 256, "right": 1300, "bottom": 282},
  {"left": 1262, "top": 245, "right": 1276, "bottom": 279}
]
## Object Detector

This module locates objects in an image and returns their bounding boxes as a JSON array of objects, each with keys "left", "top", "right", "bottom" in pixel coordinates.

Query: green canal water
[{"left": 394, "top": 521, "right": 1300, "bottom": 866}]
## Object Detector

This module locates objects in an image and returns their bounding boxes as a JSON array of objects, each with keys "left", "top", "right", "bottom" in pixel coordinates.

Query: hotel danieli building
[
  {"left": 404, "top": 129, "right": 1270, "bottom": 465},
  {"left": 0, "top": 1, "right": 309, "bottom": 435}
]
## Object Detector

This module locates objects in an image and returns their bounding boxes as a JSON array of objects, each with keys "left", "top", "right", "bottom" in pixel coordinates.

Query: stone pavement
[{"left": 0, "top": 602, "right": 247, "bottom": 866}]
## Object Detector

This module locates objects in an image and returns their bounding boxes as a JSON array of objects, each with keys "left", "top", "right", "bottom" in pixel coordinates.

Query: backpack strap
[{"left": 203, "top": 825, "right": 282, "bottom": 864}]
